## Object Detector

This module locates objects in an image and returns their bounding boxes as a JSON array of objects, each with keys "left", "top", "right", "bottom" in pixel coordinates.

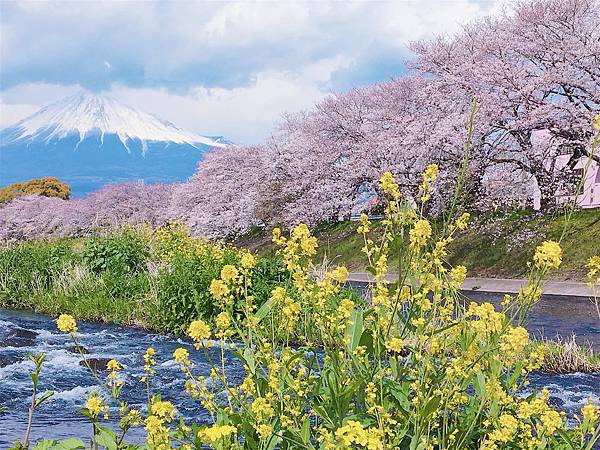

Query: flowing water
[{"left": 0, "top": 300, "right": 598, "bottom": 447}]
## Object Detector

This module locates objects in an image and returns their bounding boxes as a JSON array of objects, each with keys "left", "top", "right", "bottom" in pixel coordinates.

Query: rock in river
[
  {"left": 0, "top": 328, "right": 38, "bottom": 348},
  {"left": 79, "top": 357, "right": 112, "bottom": 371}
]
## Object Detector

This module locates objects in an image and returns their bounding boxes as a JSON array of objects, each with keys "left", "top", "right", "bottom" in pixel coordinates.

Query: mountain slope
[{"left": 0, "top": 92, "right": 226, "bottom": 196}]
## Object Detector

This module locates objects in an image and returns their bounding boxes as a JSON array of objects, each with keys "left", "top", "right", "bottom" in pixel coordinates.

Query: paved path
[{"left": 347, "top": 272, "right": 595, "bottom": 298}]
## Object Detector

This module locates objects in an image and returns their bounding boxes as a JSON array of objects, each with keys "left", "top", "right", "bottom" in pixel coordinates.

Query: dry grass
[{"left": 537, "top": 335, "right": 599, "bottom": 374}]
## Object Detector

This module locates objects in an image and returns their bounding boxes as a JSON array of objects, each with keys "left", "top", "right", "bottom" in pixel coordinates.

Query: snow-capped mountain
[{"left": 0, "top": 92, "right": 227, "bottom": 196}]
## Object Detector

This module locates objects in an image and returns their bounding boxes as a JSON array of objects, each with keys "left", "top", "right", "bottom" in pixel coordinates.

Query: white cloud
[
  {"left": 0, "top": 0, "right": 512, "bottom": 140},
  {"left": 111, "top": 65, "right": 342, "bottom": 143},
  {"left": 0, "top": 65, "right": 338, "bottom": 142}
]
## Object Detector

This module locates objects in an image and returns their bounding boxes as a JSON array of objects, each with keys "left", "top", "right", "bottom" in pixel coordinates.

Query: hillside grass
[{"left": 235, "top": 208, "right": 600, "bottom": 280}]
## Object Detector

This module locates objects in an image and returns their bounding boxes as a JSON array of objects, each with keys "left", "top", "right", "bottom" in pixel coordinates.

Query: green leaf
[
  {"left": 53, "top": 438, "right": 86, "bottom": 450},
  {"left": 300, "top": 416, "right": 311, "bottom": 444},
  {"left": 421, "top": 395, "right": 441, "bottom": 418},
  {"left": 345, "top": 309, "right": 363, "bottom": 352},
  {"left": 96, "top": 426, "right": 118, "bottom": 450},
  {"left": 388, "top": 383, "right": 411, "bottom": 413},
  {"left": 243, "top": 347, "right": 256, "bottom": 375},
  {"left": 31, "top": 440, "right": 56, "bottom": 450},
  {"left": 358, "top": 329, "right": 374, "bottom": 354},
  {"left": 556, "top": 429, "right": 577, "bottom": 450},
  {"left": 254, "top": 297, "right": 274, "bottom": 323},
  {"left": 35, "top": 391, "right": 55, "bottom": 408},
  {"left": 473, "top": 371, "right": 486, "bottom": 397}
]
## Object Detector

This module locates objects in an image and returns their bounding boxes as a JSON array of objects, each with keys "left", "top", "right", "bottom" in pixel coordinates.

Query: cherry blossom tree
[
  {"left": 169, "top": 145, "right": 272, "bottom": 239},
  {"left": 410, "top": 0, "right": 600, "bottom": 209},
  {"left": 0, "top": 182, "right": 173, "bottom": 241}
]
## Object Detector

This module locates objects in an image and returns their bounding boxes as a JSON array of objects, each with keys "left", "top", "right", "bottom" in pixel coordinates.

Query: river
[{"left": 0, "top": 300, "right": 599, "bottom": 446}]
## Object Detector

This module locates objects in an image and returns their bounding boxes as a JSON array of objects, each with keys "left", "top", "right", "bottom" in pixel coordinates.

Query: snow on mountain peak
[{"left": 2, "top": 91, "right": 224, "bottom": 150}]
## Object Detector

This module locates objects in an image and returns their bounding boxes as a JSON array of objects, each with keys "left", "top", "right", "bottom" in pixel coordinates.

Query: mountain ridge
[
  {"left": 0, "top": 92, "right": 227, "bottom": 196},
  {"left": 1, "top": 91, "right": 224, "bottom": 151}
]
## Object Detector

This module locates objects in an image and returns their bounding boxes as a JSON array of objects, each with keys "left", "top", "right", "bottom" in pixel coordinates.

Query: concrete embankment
[{"left": 347, "top": 273, "right": 595, "bottom": 298}]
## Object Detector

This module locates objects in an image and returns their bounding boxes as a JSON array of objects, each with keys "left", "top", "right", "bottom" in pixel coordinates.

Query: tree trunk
[{"left": 536, "top": 173, "right": 559, "bottom": 211}]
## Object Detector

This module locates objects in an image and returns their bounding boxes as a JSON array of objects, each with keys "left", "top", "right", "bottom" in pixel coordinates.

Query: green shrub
[
  {"left": 0, "top": 240, "right": 75, "bottom": 306},
  {"left": 81, "top": 230, "right": 148, "bottom": 276},
  {"left": 0, "top": 176, "right": 71, "bottom": 204}
]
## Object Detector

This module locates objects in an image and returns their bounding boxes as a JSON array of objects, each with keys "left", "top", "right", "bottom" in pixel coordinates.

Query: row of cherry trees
[
  {"left": 172, "top": 0, "right": 598, "bottom": 237},
  {"left": 1, "top": 0, "right": 598, "bottom": 241},
  {"left": 0, "top": 182, "right": 172, "bottom": 241}
]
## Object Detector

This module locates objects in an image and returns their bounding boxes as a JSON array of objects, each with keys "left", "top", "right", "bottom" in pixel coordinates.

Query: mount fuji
[{"left": 0, "top": 92, "right": 227, "bottom": 196}]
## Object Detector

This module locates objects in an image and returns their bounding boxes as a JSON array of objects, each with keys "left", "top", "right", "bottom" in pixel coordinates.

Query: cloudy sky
[{"left": 0, "top": 1, "right": 509, "bottom": 143}]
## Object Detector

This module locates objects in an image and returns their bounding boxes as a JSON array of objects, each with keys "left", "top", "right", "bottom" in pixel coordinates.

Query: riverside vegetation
[
  {"left": 0, "top": 224, "right": 296, "bottom": 334},
  {"left": 5, "top": 165, "right": 600, "bottom": 450}
]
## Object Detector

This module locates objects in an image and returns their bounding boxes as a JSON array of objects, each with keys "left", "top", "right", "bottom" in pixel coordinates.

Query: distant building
[{"left": 533, "top": 156, "right": 600, "bottom": 210}]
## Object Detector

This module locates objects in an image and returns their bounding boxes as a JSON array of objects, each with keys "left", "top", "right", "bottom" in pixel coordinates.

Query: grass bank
[
  {"left": 0, "top": 227, "right": 287, "bottom": 333},
  {"left": 236, "top": 208, "right": 600, "bottom": 280}
]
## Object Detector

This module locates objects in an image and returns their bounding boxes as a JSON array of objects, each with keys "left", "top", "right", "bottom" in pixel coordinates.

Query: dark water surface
[{"left": 0, "top": 305, "right": 598, "bottom": 447}]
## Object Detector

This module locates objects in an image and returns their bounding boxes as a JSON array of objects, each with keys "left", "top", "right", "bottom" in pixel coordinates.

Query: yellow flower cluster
[
  {"left": 240, "top": 252, "right": 256, "bottom": 270},
  {"left": 533, "top": 240, "right": 562, "bottom": 270},
  {"left": 499, "top": 326, "right": 529, "bottom": 360},
  {"left": 141, "top": 347, "right": 157, "bottom": 383},
  {"left": 200, "top": 424, "right": 237, "bottom": 443},
  {"left": 409, "top": 219, "right": 432, "bottom": 248},
  {"left": 489, "top": 413, "right": 518, "bottom": 443},
  {"left": 467, "top": 302, "right": 504, "bottom": 336},
  {"left": 449, "top": 265, "right": 467, "bottom": 289},
  {"left": 454, "top": 212, "right": 470, "bottom": 230},
  {"left": 334, "top": 420, "right": 382, "bottom": 449},
  {"left": 586, "top": 255, "right": 600, "bottom": 285},
  {"left": 215, "top": 311, "right": 232, "bottom": 337},
  {"left": 56, "top": 314, "right": 77, "bottom": 333},
  {"left": 251, "top": 397, "right": 275, "bottom": 422},
  {"left": 209, "top": 279, "right": 229, "bottom": 301},
  {"left": 220, "top": 264, "right": 239, "bottom": 283},
  {"left": 145, "top": 399, "right": 176, "bottom": 449},
  {"left": 85, "top": 392, "right": 108, "bottom": 419},
  {"left": 582, "top": 401, "right": 599, "bottom": 425},
  {"left": 379, "top": 171, "right": 401, "bottom": 197},
  {"left": 106, "top": 358, "right": 123, "bottom": 391},
  {"left": 188, "top": 319, "right": 211, "bottom": 348},
  {"left": 419, "top": 163, "right": 439, "bottom": 203},
  {"left": 173, "top": 347, "right": 190, "bottom": 365},
  {"left": 385, "top": 337, "right": 404, "bottom": 353}
]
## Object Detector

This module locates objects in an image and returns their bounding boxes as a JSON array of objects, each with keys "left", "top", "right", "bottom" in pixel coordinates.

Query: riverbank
[
  {"left": 347, "top": 273, "right": 596, "bottom": 298},
  {"left": 236, "top": 208, "right": 600, "bottom": 281}
]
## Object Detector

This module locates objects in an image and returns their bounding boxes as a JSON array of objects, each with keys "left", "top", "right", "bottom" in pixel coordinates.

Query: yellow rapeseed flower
[
  {"left": 209, "top": 279, "right": 229, "bottom": 300},
  {"left": 455, "top": 212, "right": 470, "bottom": 230},
  {"left": 56, "top": 314, "right": 77, "bottom": 333},
  {"left": 534, "top": 240, "right": 562, "bottom": 270},
  {"left": 489, "top": 413, "right": 518, "bottom": 443},
  {"left": 200, "top": 424, "right": 237, "bottom": 443},
  {"left": 85, "top": 392, "right": 108, "bottom": 418},
  {"left": 215, "top": 312, "right": 231, "bottom": 333},
  {"left": 256, "top": 423, "right": 273, "bottom": 440},
  {"left": 107, "top": 359, "right": 121, "bottom": 371},
  {"left": 240, "top": 252, "right": 256, "bottom": 270},
  {"left": 173, "top": 347, "right": 190, "bottom": 364},
  {"left": 582, "top": 401, "right": 599, "bottom": 424},
  {"left": 220, "top": 264, "right": 239, "bottom": 283},
  {"left": 409, "top": 219, "right": 432, "bottom": 248},
  {"left": 251, "top": 397, "right": 275, "bottom": 421},
  {"left": 379, "top": 171, "right": 401, "bottom": 197},
  {"left": 385, "top": 337, "right": 404, "bottom": 353},
  {"left": 188, "top": 320, "right": 211, "bottom": 344},
  {"left": 152, "top": 400, "right": 176, "bottom": 421},
  {"left": 423, "top": 163, "right": 439, "bottom": 183},
  {"left": 539, "top": 410, "right": 562, "bottom": 435}
]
